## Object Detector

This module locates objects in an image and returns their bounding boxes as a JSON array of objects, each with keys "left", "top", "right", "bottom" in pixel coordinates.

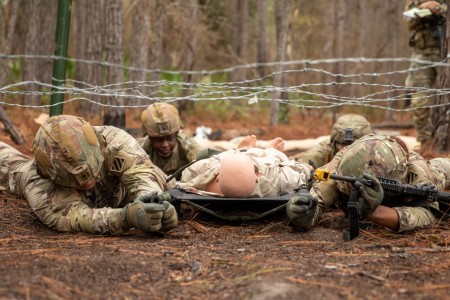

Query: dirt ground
[{"left": 1, "top": 107, "right": 450, "bottom": 300}]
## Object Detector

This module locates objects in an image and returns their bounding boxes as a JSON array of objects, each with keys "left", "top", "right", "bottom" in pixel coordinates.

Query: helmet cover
[
  {"left": 33, "top": 115, "right": 104, "bottom": 188},
  {"left": 330, "top": 114, "right": 372, "bottom": 152},
  {"left": 336, "top": 135, "right": 408, "bottom": 195},
  {"left": 141, "top": 103, "right": 182, "bottom": 137}
]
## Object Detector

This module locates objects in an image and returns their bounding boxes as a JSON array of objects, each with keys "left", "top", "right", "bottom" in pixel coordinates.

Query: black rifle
[{"left": 314, "top": 169, "right": 450, "bottom": 241}]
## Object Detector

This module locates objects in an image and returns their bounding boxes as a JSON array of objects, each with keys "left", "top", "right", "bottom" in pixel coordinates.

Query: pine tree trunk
[
  {"left": 150, "top": 0, "right": 163, "bottom": 94},
  {"left": 23, "top": 0, "right": 40, "bottom": 106},
  {"left": 129, "top": 0, "right": 150, "bottom": 105},
  {"left": 0, "top": 0, "right": 24, "bottom": 145},
  {"left": 271, "top": 0, "right": 291, "bottom": 126},
  {"left": 103, "top": 0, "right": 125, "bottom": 127},
  {"left": 256, "top": 0, "right": 267, "bottom": 78},
  {"left": 178, "top": 0, "right": 198, "bottom": 117},
  {"left": 237, "top": 0, "right": 249, "bottom": 81},
  {"left": 430, "top": 0, "right": 450, "bottom": 153},
  {"left": 81, "top": 0, "right": 103, "bottom": 116},
  {"left": 38, "top": 1, "right": 57, "bottom": 84}
]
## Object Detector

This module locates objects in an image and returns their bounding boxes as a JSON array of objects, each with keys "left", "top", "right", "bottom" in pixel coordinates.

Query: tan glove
[
  {"left": 161, "top": 201, "right": 178, "bottom": 231},
  {"left": 120, "top": 201, "right": 165, "bottom": 232}
]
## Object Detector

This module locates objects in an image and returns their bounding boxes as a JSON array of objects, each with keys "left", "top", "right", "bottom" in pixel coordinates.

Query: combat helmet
[
  {"left": 330, "top": 114, "right": 372, "bottom": 153},
  {"left": 336, "top": 134, "right": 408, "bottom": 195},
  {"left": 33, "top": 115, "right": 104, "bottom": 188},
  {"left": 141, "top": 103, "right": 182, "bottom": 137}
]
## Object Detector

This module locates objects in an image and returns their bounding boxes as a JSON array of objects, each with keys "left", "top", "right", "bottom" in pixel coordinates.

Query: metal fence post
[{"left": 50, "top": 0, "right": 72, "bottom": 116}]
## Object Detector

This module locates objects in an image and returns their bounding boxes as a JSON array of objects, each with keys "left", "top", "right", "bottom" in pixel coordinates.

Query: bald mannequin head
[{"left": 218, "top": 153, "right": 257, "bottom": 198}]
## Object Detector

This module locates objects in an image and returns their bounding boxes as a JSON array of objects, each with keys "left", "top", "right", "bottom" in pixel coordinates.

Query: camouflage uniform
[
  {"left": 429, "top": 157, "right": 450, "bottom": 190},
  {"left": 139, "top": 103, "right": 201, "bottom": 176},
  {"left": 293, "top": 114, "right": 372, "bottom": 168},
  {"left": 404, "top": 0, "right": 447, "bottom": 143},
  {"left": 307, "top": 134, "right": 440, "bottom": 232},
  {"left": 137, "top": 131, "right": 201, "bottom": 176},
  {"left": 178, "top": 147, "right": 312, "bottom": 197},
  {"left": 0, "top": 126, "right": 172, "bottom": 235}
]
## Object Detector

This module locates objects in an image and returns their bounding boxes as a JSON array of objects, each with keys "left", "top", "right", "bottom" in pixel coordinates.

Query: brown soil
[{"left": 1, "top": 107, "right": 449, "bottom": 299}]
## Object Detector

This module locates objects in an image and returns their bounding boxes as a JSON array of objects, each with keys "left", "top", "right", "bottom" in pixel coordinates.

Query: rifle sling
[{"left": 343, "top": 189, "right": 360, "bottom": 241}]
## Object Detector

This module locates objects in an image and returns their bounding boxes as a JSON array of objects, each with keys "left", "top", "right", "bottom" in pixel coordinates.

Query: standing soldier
[
  {"left": 404, "top": 0, "right": 447, "bottom": 147},
  {"left": 138, "top": 103, "right": 201, "bottom": 180},
  {"left": 0, "top": 115, "right": 178, "bottom": 235},
  {"left": 292, "top": 114, "right": 372, "bottom": 169}
]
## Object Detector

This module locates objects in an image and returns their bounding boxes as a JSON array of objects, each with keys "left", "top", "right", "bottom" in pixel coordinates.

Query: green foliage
[
  {"left": 123, "top": 53, "right": 130, "bottom": 80},
  {"left": 8, "top": 59, "right": 22, "bottom": 79},
  {"left": 278, "top": 103, "right": 290, "bottom": 124},
  {"left": 160, "top": 71, "right": 183, "bottom": 97}
]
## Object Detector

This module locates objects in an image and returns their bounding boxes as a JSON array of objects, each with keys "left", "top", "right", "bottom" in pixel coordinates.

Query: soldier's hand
[
  {"left": 160, "top": 201, "right": 178, "bottom": 231},
  {"left": 286, "top": 193, "right": 318, "bottom": 230},
  {"left": 355, "top": 173, "right": 384, "bottom": 220},
  {"left": 120, "top": 201, "right": 165, "bottom": 232}
]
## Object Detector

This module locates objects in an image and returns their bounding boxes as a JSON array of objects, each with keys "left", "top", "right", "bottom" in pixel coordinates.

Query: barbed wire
[{"left": 1, "top": 54, "right": 449, "bottom": 112}]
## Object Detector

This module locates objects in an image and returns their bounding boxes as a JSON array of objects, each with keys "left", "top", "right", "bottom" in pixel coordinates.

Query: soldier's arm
[
  {"left": 25, "top": 176, "right": 126, "bottom": 235},
  {"left": 367, "top": 206, "right": 400, "bottom": 230},
  {"left": 293, "top": 143, "right": 329, "bottom": 169},
  {"left": 387, "top": 157, "right": 441, "bottom": 232},
  {"left": 102, "top": 127, "right": 169, "bottom": 200}
]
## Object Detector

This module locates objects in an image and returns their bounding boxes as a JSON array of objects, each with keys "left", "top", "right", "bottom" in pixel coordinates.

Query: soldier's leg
[
  {"left": 411, "top": 92, "right": 432, "bottom": 143},
  {"left": 0, "top": 142, "right": 32, "bottom": 192},
  {"left": 405, "top": 53, "right": 437, "bottom": 145}
]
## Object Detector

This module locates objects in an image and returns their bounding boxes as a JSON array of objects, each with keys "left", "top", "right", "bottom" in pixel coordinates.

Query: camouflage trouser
[
  {"left": 0, "top": 142, "right": 32, "bottom": 195},
  {"left": 405, "top": 50, "right": 440, "bottom": 143}
]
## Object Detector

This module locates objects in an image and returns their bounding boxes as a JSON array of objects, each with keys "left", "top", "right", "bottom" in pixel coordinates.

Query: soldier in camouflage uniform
[
  {"left": 286, "top": 134, "right": 442, "bottom": 233},
  {"left": 177, "top": 136, "right": 313, "bottom": 198},
  {"left": 404, "top": 0, "right": 447, "bottom": 145},
  {"left": 0, "top": 115, "right": 178, "bottom": 235},
  {"left": 292, "top": 114, "right": 372, "bottom": 169},
  {"left": 137, "top": 103, "right": 201, "bottom": 180}
]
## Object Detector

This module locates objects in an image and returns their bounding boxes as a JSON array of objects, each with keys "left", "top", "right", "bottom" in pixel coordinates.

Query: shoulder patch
[{"left": 111, "top": 156, "right": 125, "bottom": 173}]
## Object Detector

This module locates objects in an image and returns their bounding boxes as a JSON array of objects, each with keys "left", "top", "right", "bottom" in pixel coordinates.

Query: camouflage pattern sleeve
[
  {"left": 99, "top": 126, "right": 170, "bottom": 201},
  {"left": 394, "top": 205, "right": 437, "bottom": 232},
  {"left": 20, "top": 166, "right": 125, "bottom": 234},
  {"left": 293, "top": 139, "right": 332, "bottom": 169},
  {"left": 177, "top": 131, "right": 201, "bottom": 162},
  {"left": 391, "top": 150, "right": 440, "bottom": 232}
]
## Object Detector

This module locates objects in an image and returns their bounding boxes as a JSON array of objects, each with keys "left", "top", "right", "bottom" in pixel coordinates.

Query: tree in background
[
  {"left": 103, "top": 0, "right": 125, "bottom": 127},
  {"left": 128, "top": 0, "right": 151, "bottom": 106},
  {"left": 271, "top": 0, "right": 291, "bottom": 125},
  {"left": 256, "top": 0, "right": 268, "bottom": 78},
  {"left": 430, "top": 0, "right": 450, "bottom": 153},
  {"left": 75, "top": 0, "right": 103, "bottom": 117}
]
